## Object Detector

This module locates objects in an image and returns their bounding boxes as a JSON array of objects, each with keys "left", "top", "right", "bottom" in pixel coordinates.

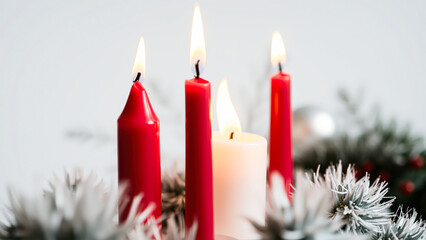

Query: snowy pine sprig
[
  {"left": 0, "top": 169, "right": 159, "bottom": 240},
  {"left": 315, "top": 161, "right": 395, "bottom": 234},
  {"left": 250, "top": 171, "right": 362, "bottom": 240},
  {"left": 373, "top": 208, "right": 426, "bottom": 240},
  {"left": 126, "top": 217, "right": 197, "bottom": 240},
  {"left": 161, "top": 168, "right": 185, "bottom": 234}
]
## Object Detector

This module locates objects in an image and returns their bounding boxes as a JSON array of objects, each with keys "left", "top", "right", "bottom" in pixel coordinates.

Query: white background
[{"left": 1, "top": 0, "right": 426, "bottom": 207}]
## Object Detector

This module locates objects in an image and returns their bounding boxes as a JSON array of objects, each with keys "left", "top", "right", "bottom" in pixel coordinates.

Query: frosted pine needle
[
  {"left": 373, "top": 208, "right": 426, "bottom": 240},
  {"left": 250, "top": 171, "right": 362, "bottom": 240},
  {"left": 320, "top": 162, "right": 394, "bottom": 234},
  {"left": 0, "top": 169, "right": 157, "bottom": 240},
  {"left": 161, "top": 168, "right": 185, "bottom": 234},
  {"left": 164, "top": 219, "right": 197, "bottom": 240}
]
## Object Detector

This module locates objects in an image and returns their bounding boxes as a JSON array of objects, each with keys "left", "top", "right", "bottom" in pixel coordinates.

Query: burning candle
[
  {"left": 269, "top": 31, "right": 293, "bottom": 196},
  {"left": 213, "top": 78, "right": 267, "bottom": 240},
  {"left": 117, "top": 36, "right": 161, "bottom": 228},
  {"left": 185, "top": 4, "right": 214, "bottom": 240}
]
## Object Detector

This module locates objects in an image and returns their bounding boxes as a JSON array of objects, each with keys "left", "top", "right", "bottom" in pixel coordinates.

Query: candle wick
[
  {"left": 278, "top": 62, "right": 282, "bottom": 73},
  {"left": 229, "top": 132, "right": 234, "bottom": 140},
  {"left": 195, "top": 60, "right": 200, "bottom": 79},
  {"left": 133, "top": 72, "right": 141, "bottom": 83}
]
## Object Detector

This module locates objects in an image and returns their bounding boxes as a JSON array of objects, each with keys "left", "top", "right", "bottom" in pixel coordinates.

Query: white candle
[{"left": 213, "top": 78, "right": 267, "bottom": 240}]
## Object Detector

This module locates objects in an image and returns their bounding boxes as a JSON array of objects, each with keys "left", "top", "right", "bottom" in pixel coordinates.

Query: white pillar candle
[{"left": 213, "top": 78, "right": 267, "bottom": 240}]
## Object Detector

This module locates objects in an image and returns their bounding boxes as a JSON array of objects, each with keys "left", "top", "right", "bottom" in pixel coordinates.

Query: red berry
[
  {"left": 355, "top": 167, "right": 364, "bottom": 179},
  {"left": 362, "top": 161, "right": 375, "bottom": 173},
  {"left": 399, "top": 181, "right": 415, "bottom": 195},
  {"left": 378, "top": 171, "right": 390, "bottom": 182},
  {"left": 410, "top": 155, "right": 424, "bottom": 169}
]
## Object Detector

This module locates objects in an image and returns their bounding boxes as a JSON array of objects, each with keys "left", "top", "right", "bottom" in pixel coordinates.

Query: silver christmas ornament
[{"left": 293, "top": 106, "right": 337, "bottom": 146}]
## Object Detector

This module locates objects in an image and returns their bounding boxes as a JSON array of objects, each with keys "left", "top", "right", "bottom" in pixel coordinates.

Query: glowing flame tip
[
  {"left": 132, "top": 36, "right": 146, "bottom": 82},
  {"left": 190, "top": 3, "right": 206, "bottom": 76},
  {"left": 271, "top": 31, "right": 286, "bottom": 70},
  {"left": 216, "top": 78, "right": 242, "bottom": 140}
]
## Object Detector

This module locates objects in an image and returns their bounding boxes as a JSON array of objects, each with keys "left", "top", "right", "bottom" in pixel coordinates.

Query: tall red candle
[
  {"left": 185, "top": 4, "right": 214, "bottom": 240},
  {"left": 118, "top": 37, "right": 161, "bottom": 227},
  {"left": 269, "top": 32, "right": 293, "bottom": 196}
]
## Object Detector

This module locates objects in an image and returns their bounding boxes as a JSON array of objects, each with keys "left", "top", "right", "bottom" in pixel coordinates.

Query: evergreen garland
[
  {"left": 1, "top": 164, "right": 426, "bottom": 239},
  {"left": 295, "top": 90, "right": 426, "bottom": 218}
]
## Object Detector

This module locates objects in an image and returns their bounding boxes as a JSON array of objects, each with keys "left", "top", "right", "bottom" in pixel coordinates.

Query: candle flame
[
  {"left": 132, "top": 36, "right": 146, "bottom": 82},
  {"left": 271, "top": 31, "right": 286, "bottom": 71},
  {"left": 190, "top": 3, "right": 206, "bottom": 76},
  {"left": 217, "top": 78, "right": 242, "bottom": 140}
]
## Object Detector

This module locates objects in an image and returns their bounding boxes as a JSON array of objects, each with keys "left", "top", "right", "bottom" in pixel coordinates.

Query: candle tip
[
  {"left": 229, "top": 132, "right": 234, "bottom": 140},
  {"left": 132, "top": 36, "right": 146, "bottom": 82},
  {"left": 133, "top": 72, "right": 142, "bottom": 83},
  {"left": 195, "top": 59, "right": 201, "bottom": 79},
  {"left": 271, "top": 31, "right": 286, "bottom": 72},
  {"left": 190, "top": 3, "right": 206, "bottom": 76},
  {"left": 217, "top": 78, "right": 242, "bottom": 140}
]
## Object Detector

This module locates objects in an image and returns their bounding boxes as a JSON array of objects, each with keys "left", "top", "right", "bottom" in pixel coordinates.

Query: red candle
[
  {"left": 118, "top": 37, "right": 161, "bottom": 228},
  {"left": 185, "top": 4, "right": 214, "bottom": 240},
  {"left": 269, "top": 31, "right": 293, "bottom": 196}
]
